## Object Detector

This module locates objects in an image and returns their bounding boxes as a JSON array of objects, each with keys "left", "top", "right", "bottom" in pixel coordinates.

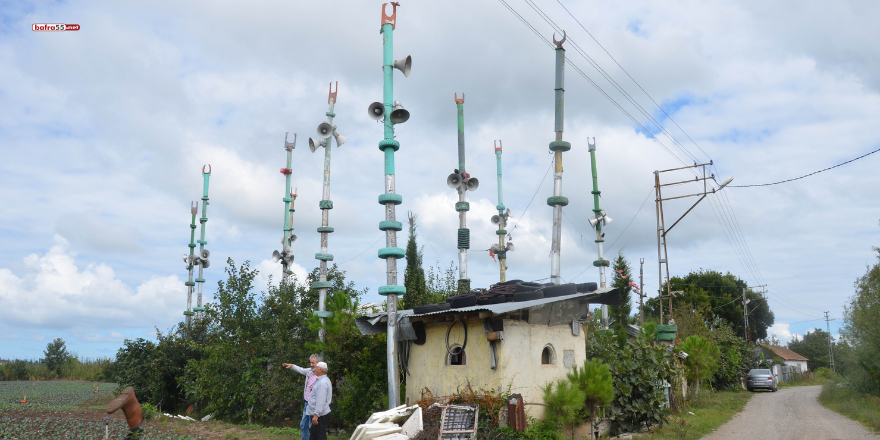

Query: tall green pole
[
  {"left": 183, "top": 201, "right": 198, "bottom": 326},
  {"left": 494, "top": 141, "right": 509, "bottom": 282},
  {"left": 275, "top": 133, "right": 297, "bottom": 282},
  {"left": 454, "top": 94, "right": 472, "bottom": 293},
  {"left": 194, "top": 165, "right": 211, "bottom": 317},
  {"left": 588, "top": 139, "right": 610, "bottom": 328},
  {"left": 376, "top": 2, "right": 410, "bottom": 409},
  {"left": 548, "top": 32, "right": 569, "bottom": 285},
  {"left": 311, "top": 83, "right": 341, "bottom": 343}
]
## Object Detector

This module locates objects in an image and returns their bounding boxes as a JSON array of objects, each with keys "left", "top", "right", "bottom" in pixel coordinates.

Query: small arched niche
[
  {"left": 541, "top": 344, "right": 556, "bottom": 365},
  {"left": 447, "top": 345, "right": 466, "bottom": 366}
]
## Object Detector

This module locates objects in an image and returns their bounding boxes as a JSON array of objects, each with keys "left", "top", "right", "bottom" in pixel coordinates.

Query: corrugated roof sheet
[{"left": 355, "top": 287, "right": 617, "bottom": 336}]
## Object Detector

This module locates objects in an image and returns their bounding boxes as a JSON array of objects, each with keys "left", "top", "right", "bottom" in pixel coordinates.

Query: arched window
[
  {"left": 447, "top": 345, "right": 466, "bottom": 366},
  {"left": 541, "top": 344, "right": 556, "bottom": 365}
]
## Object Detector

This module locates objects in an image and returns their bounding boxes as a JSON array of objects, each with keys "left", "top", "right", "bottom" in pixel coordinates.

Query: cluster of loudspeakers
[
  {"left": 367, "top": 55, "right": 413, "bottom": 124},
  {"left": 446, "top": 173, "right": 479, "bottom": 191},
  {"left": 182, "top": 249, "right": 211, "bottom": 269},
  {"left": 309, "top": 123, "right": 347, "bottom": 152},
  {"left": 588, "top": 210, "right": 613, "bottom": 228},
  {"left": 272, "top": 244, "right": 294, "bottom": 266}
]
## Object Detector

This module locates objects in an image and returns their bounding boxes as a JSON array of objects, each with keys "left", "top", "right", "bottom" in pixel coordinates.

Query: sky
[{"left": 1, "top": 0, "right": 878, "bottom": 360}]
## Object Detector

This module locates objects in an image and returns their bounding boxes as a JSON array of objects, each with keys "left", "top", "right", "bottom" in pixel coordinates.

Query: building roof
[
  {"left": 760, "top": 344, "right": 809, "bottom": 361},
  {"left": 355, "top": 287, "right": 619, "bottom": 336}
]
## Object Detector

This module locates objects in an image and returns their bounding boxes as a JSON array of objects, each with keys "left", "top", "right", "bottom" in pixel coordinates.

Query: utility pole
[
  {"left": 308, "top": 82, "right": 346, "bottom": 343},
  {"left": 588, "top": 138, "right": 611, "bottom": 328},
  {"left": 548, "top": 31, "right": 569, "bottom": 286},
  {"left": 448, "top": 93, "right": 478, "bottom": 293},
  {"left": 638, "top": 258, "right": 645, "bottom": 326},
  {"left": 491, "top": 140, "right": 512, "bottom": 282},
  {"left": 742, "top": 284, "right": 766, "bottom": 341},
  {"left": 193, "top": 165, "right": 212, "bottom": 320},
  {"left": 183, "top": 201, "right": 198, "bottom": 327},
  {"left": 370, "top": 2, "right": 412, "bottom": 409},
  {"left": 273, "top": 133, "right": 297, "bottom": 282},
  {"left": 825, "top": 311, "right": 836, "bottom": 374},
  {"left": 655, "top": 163, "right": 733, "bottom": 324}
]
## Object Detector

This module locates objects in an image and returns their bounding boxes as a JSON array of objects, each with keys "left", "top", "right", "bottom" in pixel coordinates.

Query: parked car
[{"left": 747, "top": 369, "right": 778, "bottom": 392}]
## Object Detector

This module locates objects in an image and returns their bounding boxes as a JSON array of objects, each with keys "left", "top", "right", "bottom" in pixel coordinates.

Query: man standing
[
  {"left": 307, "top": 361, "right": 332, "bottom": 440},
  {"left": 282, "top": 354, "right": 321, "bottom": 440}
]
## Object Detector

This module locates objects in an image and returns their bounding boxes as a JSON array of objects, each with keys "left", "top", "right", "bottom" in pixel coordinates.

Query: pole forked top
[
  {"left": 553, "top": 31, "right": 566, "bottom": 48},
  {"left": 328, "top": 81, "right": 338, "bottom": 105},
  {"left": 454, "top": 93, "right": 465, "bottom": 104},
  {"left": 202, "top": 164, "right": 211, "bottom": 174},
  {"left": 494, "top": 140, "right": 502, "bottom": 152},
  {"left": 381, "top": 2, "right": 400, "bottom": 29}
]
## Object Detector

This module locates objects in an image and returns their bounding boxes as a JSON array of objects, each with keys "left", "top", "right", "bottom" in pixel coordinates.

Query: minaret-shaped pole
[
  {"left": 494, "top": 141, "right": 508, "bottom": 282},
  {"left": 588, "top": 139, "right": 610, "bottom": 328},
  {"left": 276, "top": 133, "right": 297, "bottom": 282},
  {"left": 375, "top": 2, "right": 411, "bottom": 409},
  {"left": 311, "top": 82, "right": 342, "bottom": 343},
  {"left": 194, "top": 165, "right": 212, "bottom": 317},
  {"left": 454, "top": 94, "right": 472, "bottom": 293},
  {"left": 548, "top": 32, "right": 569, "bottom": 285},
  {"left": 183, "top": 201, "right": 198, "bottom": 326}
]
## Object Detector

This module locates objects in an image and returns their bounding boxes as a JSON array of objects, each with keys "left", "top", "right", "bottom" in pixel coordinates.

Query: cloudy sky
[{"left": 2, "top": 0, "right": 878, "bottom": 360}]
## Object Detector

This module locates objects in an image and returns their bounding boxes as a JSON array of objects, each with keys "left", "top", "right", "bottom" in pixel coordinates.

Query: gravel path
[{"left": 701, "top": 385, "right": 878, "bottom": 440}]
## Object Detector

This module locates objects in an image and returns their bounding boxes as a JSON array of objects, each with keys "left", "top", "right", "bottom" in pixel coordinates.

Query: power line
[
  {"left": 606, "top": 187, "right": 654, "bottom": 253},
  {"left": 729, "top": 146, "right": 880, "bottom": 187},
  {"left": 508, "top": 157, "right": 554, "bottom": 233}
]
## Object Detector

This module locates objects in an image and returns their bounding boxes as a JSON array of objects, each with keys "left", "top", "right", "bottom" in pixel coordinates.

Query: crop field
[{"left": 0, "top": 381, "right": 203, "bottom": 440}]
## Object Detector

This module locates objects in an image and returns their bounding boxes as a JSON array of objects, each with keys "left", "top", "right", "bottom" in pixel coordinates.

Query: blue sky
[{"left": 2, "top": 0, "right": 879, "bottom": 359}]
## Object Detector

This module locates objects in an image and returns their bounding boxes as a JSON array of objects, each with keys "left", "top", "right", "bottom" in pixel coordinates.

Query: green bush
[
  {"left": 567, "top": 359, "right": 614, "bottom": 428},
  {"left": 141, "top": 402, "right": 158, "bottom": 421},
  {"left": 680, "top": 335, "right": 721, "bottom": 396},
  {"left": 541, "top": 379, "right": 584, "bottom": 429}
]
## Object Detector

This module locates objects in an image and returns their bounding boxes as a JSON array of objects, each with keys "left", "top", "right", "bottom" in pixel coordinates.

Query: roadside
[
  {"left": 635, "top": 389, "right": 751, "bottom": 440},
  {"left": 818, "top": 381, "right": 880, "bottom": 434}
]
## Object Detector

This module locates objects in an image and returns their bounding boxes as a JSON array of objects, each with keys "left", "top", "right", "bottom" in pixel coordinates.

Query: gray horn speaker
[
  {"left": 309, "top": 137, "right": 325, "bottom": 153},
  {"left": 368, "top": 102, "right": 385, "bottom": 120},
  {"left": 201, "top": 258, "right": 210, "bottom": 269},
  {"left": 491, "top": 215, "right": 501, "bottom": 225},
  {"left": 465, "top": 177, "right": 479, "bottom": 191},
  {"left": 317, "top": 122, "right": 333, "bottom": 139},
  {"left": 393, "top": 55, "right": 412, "bottom": 77},
  {"left": 389, "top": 100, "right": 410, "bottom": 124},
  {"left": 446, "top": 173, "right": 462, "bottom": 188},
  {"left": 272, "top": 250, "right": 282, "bottom": 263},
  {"left": 333, "top": 131, "right": 347, "bottom": 147},
  {"left": 200, "top": 249, "right": 210, "bottom": 259}
]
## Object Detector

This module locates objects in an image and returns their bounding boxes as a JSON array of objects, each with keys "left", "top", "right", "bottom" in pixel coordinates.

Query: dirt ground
[{"left": 700, "top": 385, "right": 879, "bottom": 440}]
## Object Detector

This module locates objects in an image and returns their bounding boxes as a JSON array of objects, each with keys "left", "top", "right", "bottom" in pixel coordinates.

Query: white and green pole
[
  {"left": 310, "top": 83, "right": 344, "bottom": 343},
  {"left": 372, "top": 2, "right": 412, "bottom": 409},
  {"left": 453, "top": 94, "right": 477, "bottom": 293},
  {"left": 183, "top": 201, "right": 198, "bottom": 326},
  {"left": 548, "top": 32, "right": 569, "bottom": 285},
  {"left": 588, "top": 139, "right": 611, "bottom": 328},
  {"left": 493, "top": 141, "right": 510, "bottom": 282},
  {"left": 273, "top": 133, "right": 297, "bottom": 282},
  {"left": 194, "top": 165, "right": 211, "bottom": 318}
]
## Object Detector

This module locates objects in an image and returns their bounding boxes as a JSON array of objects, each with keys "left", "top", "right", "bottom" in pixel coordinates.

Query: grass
[
  {"left": 777, "top": 376, "right": 828, "bottom": 389},
  {"left": 640, "top": 389, "right": 752, "bottom": 440},
  {"left": 818, "top": 382, "right": 880, "bottom": 434}
]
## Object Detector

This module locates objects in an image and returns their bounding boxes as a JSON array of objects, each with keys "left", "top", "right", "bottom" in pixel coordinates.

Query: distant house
[
  {"left": 759, "top": 344, "right": 809, "bottom": 382},
  {"left": 0, "top": 359, "right": 9, "bottom": 366}
]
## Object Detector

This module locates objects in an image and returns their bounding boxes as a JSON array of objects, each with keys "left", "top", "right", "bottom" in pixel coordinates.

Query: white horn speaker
[
  {"left": 368, "top": 102, "right": 385, "bottom": 120},
  {"left": 309, "top": 137, "right": 325, "bottom": 152},
  {"left": 465, "top": 177, "right": 479, "bottom": 191},
  {"left": 200, "top": 249, "right": 210, "bottom": 259},
  {"left": 603, "top": 215, "right": 613, "bottom": 225},
  {"left": 289, "top": 234, "right": 298, "bottom": 244},
  {"left": 506, "top": 242, "right": 515, "bottom": 252},
  {"left": 333, "top": 131, "right": 347, "bottom": 147},
  {"left": 201, "top": 259, "right": 210, "bottom": 269},
  {"left": 491, "top": 215, "right": 501, "bottom": 225},
  {"left": 393, "top": 55, "right": 412, "bottom": 77},
  {"left": 446, "top": 173, "right": 462, "bottom": 188},
  {"left": 389, "top": 100, "right": 410, "bottom": 124},
  {"left": 317, "top": 122, "right": 333, "bottom": 139},
  {"left": 272, "top": 250, "right": 282, "bottom": 263}
]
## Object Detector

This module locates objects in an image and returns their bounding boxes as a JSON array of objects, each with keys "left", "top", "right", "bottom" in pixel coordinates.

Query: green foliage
[
  {"left": 610, "top": 251, "right": 634, "bottom": 325},
  {"left": 567, "top": 359, "right": 614, "bottom": 424},
  {"left": 819, "top": 380, "right": 880, "bottom": 431},
  {"left": 842, "top": 245, "right": 880, "bottom": 396},
  {"left": 541, "top": 379, "right": 584, "bottom": 428},
  {"left": 788, "top": 329, "right": 837, "bottom": 371},
  {"left": 42, "top": 338, "right": 71, "bottom": 376},
  {"left": 141, "top": 402, "right": 158, "bottom": 421},
  {"left": 587, "top": 331, "right": 678, "bottom": 434},
  {"left": 680, "top": 336, "right": 720, "bottom": 396},
  {"left": 401, "top": 213, "right": 430, "bottom": 310},
  {"left": 643, "top": 270, "right": 774, "bottom": 340},
  {"left": 304, "top": 290, "right": 388, "bottom": 430}
]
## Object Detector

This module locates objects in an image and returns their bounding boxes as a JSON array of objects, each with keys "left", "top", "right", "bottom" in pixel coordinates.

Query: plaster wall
[
  {"left": 784, "top": 360, "right": 808, "bottom": 372},
  {"left": 405, "top": 318, "right": 585, "bottom": 420}
]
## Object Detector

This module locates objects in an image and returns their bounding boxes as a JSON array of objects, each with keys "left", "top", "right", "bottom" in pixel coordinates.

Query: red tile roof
[{"left": 760, "top": 344, "right": 809, "bottom": 361}]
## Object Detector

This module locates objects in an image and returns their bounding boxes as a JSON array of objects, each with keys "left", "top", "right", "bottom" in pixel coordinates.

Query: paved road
[{"left": 701, "top": 385, "right": 878, "bottom": 440}]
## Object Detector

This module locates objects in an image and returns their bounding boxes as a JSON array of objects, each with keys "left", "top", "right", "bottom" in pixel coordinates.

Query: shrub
[
  {"left": 680, "top": 336, "right": 720, "bottom": 396},
  {"left": 567, "top": 359, "right": 614, "bottom": 430},
  {"left": 541, "top": 379, "right": 584, "bottom": 430}
]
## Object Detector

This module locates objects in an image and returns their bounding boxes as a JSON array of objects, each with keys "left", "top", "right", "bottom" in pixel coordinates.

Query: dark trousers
[{"left": 309, "top": 414, "right": 328, "bottom": 440}]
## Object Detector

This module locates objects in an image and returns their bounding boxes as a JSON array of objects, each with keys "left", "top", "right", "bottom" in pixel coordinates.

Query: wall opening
[
  {"left": 447, "top": 345, "right": 466, "bottom": 366},
  {"left": 542, "top": 344, "right": 556, "bottom": 365}
]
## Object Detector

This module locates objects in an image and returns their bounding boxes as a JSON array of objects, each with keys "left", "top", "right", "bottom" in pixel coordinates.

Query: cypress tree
[
  {"left": 401, "top": 213, "right": 428, "bottom": 310},
  {"left": 610, "top": 251, "right": 633, "bottom": 326}
]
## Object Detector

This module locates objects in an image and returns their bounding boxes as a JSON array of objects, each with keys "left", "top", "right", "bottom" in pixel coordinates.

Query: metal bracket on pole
[
  {"left": 284, "top": 132, "right": 296, "bottom": 150},
  {"left": 381, "top": 2, "right": 400, "bottom": 29},
  {"left": 328, "top": 81, "right": 338, "bottom": 105},
  {"left": 553, "top": 31, "right": 566, "bottom": 47},
  {"left": 454, "top": 92, "right": 465, "bottom": 104}
]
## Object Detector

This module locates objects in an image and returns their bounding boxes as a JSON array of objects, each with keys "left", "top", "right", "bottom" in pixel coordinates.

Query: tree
[
  {"left": 42, "top": 338, "right": 70, "bottom": 375},
  {"left": 401, "top": 213, "right": 429, "bottom": 310},
  {"left": 567, "top": 359, "right": 614, "bottom": 436},
  {"left": 643, "top": 269, "right": 774, "bottom": 340},
  {"left": 842, "top": 243, "right": 880, "bottom": 396},
  {"left": 788, "top": 328, "right": 834, "bottom": 371},
  {"left": 541, "top": 378, "right": 584, "bottom": 433},
  {"left": 680, "top": 335, "right": 721, "bottom": 396},
  {"left": 610, "top": 251, "right": 633, "bottom": 325}
]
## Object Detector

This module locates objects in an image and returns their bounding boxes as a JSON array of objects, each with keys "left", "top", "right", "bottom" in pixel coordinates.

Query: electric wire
[
  {"left": 729, "top": 146, "right": 880, "bottom": 187},
  {"left": 606, "top": 187, "right": 654, "bottom": 253},
  {"left": 507, "top": 158, "right": 554, "bottom": 234}
]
